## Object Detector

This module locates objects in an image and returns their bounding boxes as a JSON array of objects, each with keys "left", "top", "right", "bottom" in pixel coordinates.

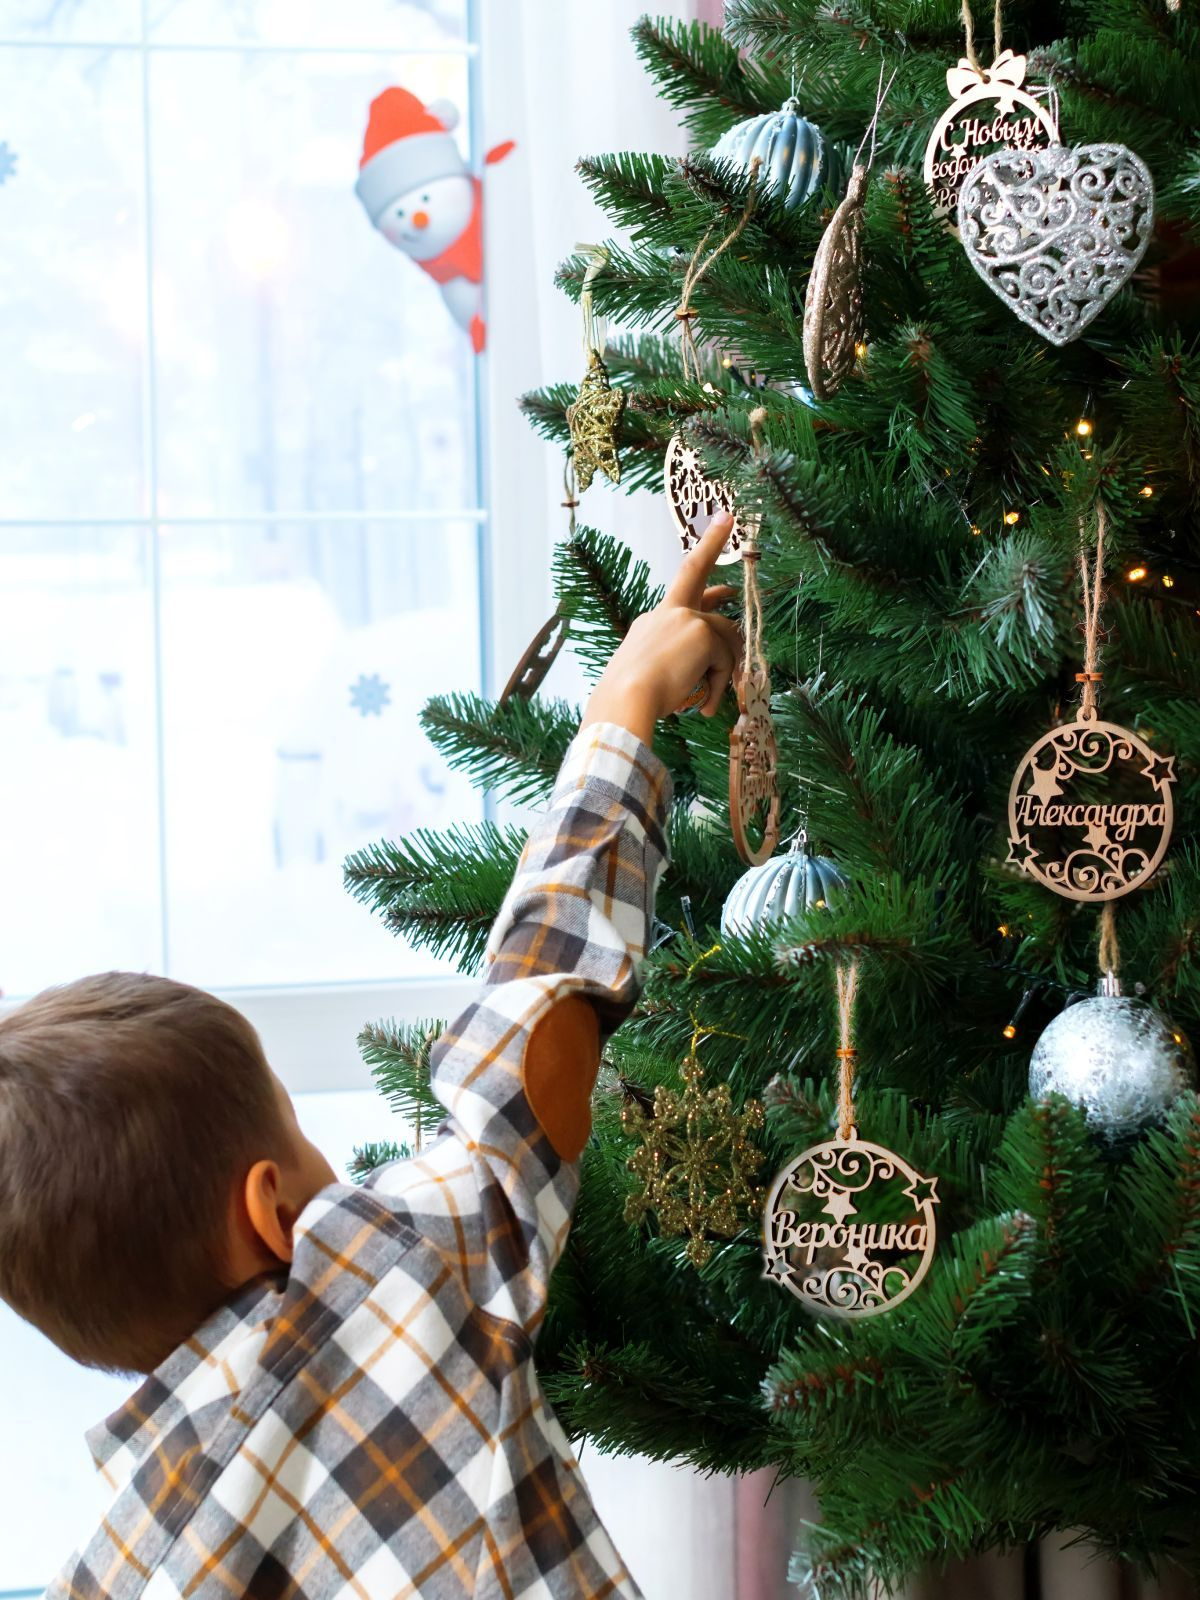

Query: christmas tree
[{"left": 343, "top": 6, "right": 1200, "bottom": 1594}]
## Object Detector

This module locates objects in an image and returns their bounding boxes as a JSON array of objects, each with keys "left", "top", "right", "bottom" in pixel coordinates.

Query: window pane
[
  {"left": 0, "top": 1306, "right": 131, "bottom": 1593},
  {"left": 0, "top": 1088, "right": 409, "bottom": 1594},
  {"left": 293, "top": 1086, "right": 414, "bottom": 1180},
  {"left": 0, "top": 2, "right": 139, "bottom": 41},
  {"left": 148, "top": 0, "right": 468, "bottom": 49},
  {"left": 148, "top": 49, "right": 477, "bottom": 518},
  {"left": 0, "top": 528, "right": 161, "bottom": 1000},
  {"left": 0, "top": 47, "right": 146, "bottom": 519},
  {"left": 159, "top": 518, "right": 482, "bottom": 989}
]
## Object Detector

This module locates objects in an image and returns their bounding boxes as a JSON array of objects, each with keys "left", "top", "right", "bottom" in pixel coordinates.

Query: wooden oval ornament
[
  {"left": 803, "top": 164, "right": 867, "bottom": 401},
  {"left": 664, "top": 431, "right": 754, "bottom": 566},
  {"left": 730, "top": 666, "right": 780, "bottom": 866},
  {"left": 1006, "top": 714, "right": 1175, "bottom": 901},
  {"left": 762, "top": 1128, "right": 940, "bottom": 1318},
  {"left": 499, "top": 613, "right": 568, "bottom": 705}
]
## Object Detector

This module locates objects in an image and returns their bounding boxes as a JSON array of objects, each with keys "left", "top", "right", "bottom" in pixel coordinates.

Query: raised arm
[{"left": 375, "top": 516, "right": 742, "bottom": 1337}]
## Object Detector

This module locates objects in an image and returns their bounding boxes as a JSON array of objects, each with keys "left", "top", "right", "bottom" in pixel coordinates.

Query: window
[{"left": 0, "top": 0, "right": 485, "bottom": 1001}]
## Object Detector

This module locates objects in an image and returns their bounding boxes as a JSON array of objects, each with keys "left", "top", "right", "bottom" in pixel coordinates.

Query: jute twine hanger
[
  {"left": 578, "top": 242, "right": 609, "bottom": 361},
  {"left": 835, "top": 957, "right": 861, "bottom": 1141},
  {"left": 667, "top": 157, "right": 765, "bottom": 714},
  {"left": 1075, "top": 498, "right": 1123, "bottom": 985},
  {"left": 675, "top": 155, "right": 763, "bottom": 384},
  {"left": 1076, "top": 498, "right": 1107, "bottom": 723},
  {"left": 960, "top": 0, "right": 1004, "bottom": 73},
  {"left": 741, "top": 405, "right": 770, "bottom": 684}
]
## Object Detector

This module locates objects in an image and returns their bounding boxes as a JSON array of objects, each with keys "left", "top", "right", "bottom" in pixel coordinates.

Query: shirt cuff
[{"left": 551, "top": 719, "right": 675, "bottom": 825}]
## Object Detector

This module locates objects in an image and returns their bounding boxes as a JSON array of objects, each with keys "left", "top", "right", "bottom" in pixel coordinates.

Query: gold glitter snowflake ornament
[{"left": 621, "top": 1053, "right": 767, "bottom": 1268}]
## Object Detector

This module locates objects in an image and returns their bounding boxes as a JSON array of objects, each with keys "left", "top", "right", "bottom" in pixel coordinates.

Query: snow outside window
[{"left": 0, "top": 0, "right": 484, "bottom": 1001}]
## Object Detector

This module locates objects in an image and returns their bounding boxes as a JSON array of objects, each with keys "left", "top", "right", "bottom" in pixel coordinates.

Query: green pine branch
[
  {"left": 420, "top": 691, "right": 577, "bottom": 807},
  {"left": 343, "top": 820, "right": 527, "bottom": 972},
  {"left": 358, "top": 1016, "right": 446, "bottom": 1132},
  {"left": 630, "top": 14, "right": 786, "bottom": 144},
  {"left": 348, "top": 1140, "right": 410, "bottom": 1182}
]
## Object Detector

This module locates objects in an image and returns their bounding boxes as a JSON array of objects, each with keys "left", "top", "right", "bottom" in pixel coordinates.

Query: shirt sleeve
[{"left": 370, "top": 719, "right": 672, "bottom": 1338}]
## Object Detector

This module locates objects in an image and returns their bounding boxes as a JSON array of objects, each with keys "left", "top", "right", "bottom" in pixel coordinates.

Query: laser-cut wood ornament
[
  {"left": 762, "top": 960, "right": 941, "bottom": 1317},
  {"left": 1006, "top": 503, "right": 1176, "bottom": 902},
  {"left": 499, "top": 613, "right": 568, "bottom": 705},
  {"left": 500, "top": 460, "right": 578, "bottom": 707},
  {"left": 1007, "top": 718, "right": 1175, "bottom": 900},
  {"left": 730, "top": 663, "right": 780, "bottom": 866},
  {"left": 664, "top": 432, "right": 756, "bottom": 566},
  {"left": 923, "top": 26, "right": 1058, "bottom": 232},
  {"left": 729, "top": 409, "right": 779, "bottom": 866}
]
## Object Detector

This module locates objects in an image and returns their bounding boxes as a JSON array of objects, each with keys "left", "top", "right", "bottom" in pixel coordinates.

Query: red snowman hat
[{"left": 355, "top": 87, "right": 466, "bottom": 225}]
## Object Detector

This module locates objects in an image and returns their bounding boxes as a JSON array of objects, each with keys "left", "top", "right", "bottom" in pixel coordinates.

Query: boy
[{"left": 1, "top": 515, "right": 742, "bottom": 1600}]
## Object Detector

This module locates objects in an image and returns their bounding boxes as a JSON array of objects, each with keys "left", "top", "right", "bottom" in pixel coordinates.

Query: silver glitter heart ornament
[{"left": 957, "top": 143, "right": 1155, "bottom": 345}]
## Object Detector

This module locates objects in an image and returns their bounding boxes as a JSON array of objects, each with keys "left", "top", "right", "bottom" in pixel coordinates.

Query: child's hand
[{"left": 579, "top": 514, "right": 744, "bottom": 747}]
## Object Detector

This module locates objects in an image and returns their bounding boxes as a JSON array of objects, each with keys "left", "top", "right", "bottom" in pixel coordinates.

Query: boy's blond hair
[{"left": 0, "top": 972, "right": 290, "bottom": 1375}]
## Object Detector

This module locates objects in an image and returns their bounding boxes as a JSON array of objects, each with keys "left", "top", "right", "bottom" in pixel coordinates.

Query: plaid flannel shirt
[{"left": 45, "top": 720, "right": 673, "bottom": 1600}]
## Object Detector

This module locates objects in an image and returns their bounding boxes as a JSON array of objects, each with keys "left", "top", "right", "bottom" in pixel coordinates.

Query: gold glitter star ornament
[
  {"left": 621, "top": 1053, "right": 767, "bottom": 1268},
  {"left": 566, "top": 346, "right": 625, "bottom": 492}
]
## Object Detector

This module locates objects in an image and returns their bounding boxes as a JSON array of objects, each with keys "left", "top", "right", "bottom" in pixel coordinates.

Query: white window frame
[{"left": 0, "top": 0, "right": 558, "bottom": 1098}]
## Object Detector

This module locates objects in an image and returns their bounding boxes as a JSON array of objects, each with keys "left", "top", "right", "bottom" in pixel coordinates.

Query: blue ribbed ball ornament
[
  {"left": 720, "top": 838, "right": 846, "bottom": 939},
  {"left": 711, "top": 98, "right": 842, "bottom": 212}
]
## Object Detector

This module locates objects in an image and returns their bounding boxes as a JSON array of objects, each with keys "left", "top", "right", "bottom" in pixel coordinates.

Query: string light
[
  {"left": 997, "top": 923, "right": 1011, "bottom": 937},
  {"left": 970, "top": 524, "right": 982, "bottom": 536},
  {"left": 1075, "top": 418, "right": 1093, "bottom": 437},
  {"left": 854, "top": 341, "right": 868, "bottom": 358},
  {"left": 1127, "top": 565, "right": 1148, "bottom": 582},
  {"left": 1140, "top": 485, "right": 1154, "bottom": 498},
  {"left": 1002, "top": 985, "right": 1039, "bottom": 1041},
  {"left": 722, "top": 355, "right": 733, "bottom": 368},
  {"left": 1003, "top": 510, "right": 1020, "bottom": 525}
]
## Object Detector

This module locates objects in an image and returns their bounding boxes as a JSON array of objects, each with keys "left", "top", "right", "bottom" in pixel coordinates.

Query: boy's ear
[{"left": 243, "top": 1160, "right": 295, "bottom": 1263}]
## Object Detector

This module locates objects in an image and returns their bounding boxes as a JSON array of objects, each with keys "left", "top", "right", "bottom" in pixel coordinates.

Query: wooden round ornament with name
[{"left": 1006, "top": 711, "right": 1175, "bottom": 901}]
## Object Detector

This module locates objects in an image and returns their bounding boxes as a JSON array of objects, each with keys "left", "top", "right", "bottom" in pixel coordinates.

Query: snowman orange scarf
[{"left": 417, "top": 140, "right": 513, "bottom": 288}]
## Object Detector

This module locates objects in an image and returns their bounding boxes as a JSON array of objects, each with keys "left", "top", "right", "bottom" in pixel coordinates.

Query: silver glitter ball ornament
[
  {"left": 1029, "top": 988, "right": 1195, "bottom": 1140},
  {"left": 721, "top": 838, "right": 845, "bottom": 939}
]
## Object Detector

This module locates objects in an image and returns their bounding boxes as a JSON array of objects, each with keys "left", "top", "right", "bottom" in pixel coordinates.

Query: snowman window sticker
[{"left": 354, "top": 87, "right": 515, "bottom": 354}]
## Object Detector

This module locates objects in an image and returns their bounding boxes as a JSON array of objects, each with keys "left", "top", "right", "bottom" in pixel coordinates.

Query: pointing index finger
[{"left": 665, "top": 513, "right": 735, "bottom": 607}]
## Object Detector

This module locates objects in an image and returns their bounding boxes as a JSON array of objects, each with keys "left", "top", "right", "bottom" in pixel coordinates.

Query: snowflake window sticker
[
  {"left": 0, "top": 143, "right": 18, "bottom": 186},
  {"left": 349, "top": 673, "right": 391, "bottom": 717}
]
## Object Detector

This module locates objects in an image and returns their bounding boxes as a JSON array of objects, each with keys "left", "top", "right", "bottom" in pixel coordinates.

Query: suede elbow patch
[{"left": 521, "top": 995, "right": 601, "bottom": 1162}]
